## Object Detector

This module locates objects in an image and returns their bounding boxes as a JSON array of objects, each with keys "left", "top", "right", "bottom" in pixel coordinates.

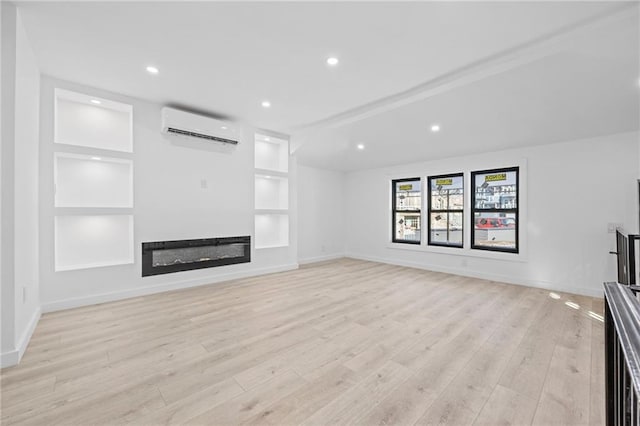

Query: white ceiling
[
  {"left": 18, "top": 1, "right": 640, "bottom": 171},
  {"left": 296, "top": 10, "right": 640, "bottom": 170}
]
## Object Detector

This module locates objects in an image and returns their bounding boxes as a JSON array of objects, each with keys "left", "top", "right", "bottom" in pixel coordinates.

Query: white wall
[
  {"left": 345, "top": 132, "right": 639, "bottom": 297},
  {"left": 14, "top": 9, "right": 40, "bottom": 350},
  {"left": 1, "top": 1, "right": 18, "bottom": 359},
  {"left": 1, "top": 4, "right": 41, "bottom": 367},
  {"left": 39, "top": 77, "right": 298, "bottom": 311},
  {"left": 297, "top": 165, "right": 345, "bottom": 263}
]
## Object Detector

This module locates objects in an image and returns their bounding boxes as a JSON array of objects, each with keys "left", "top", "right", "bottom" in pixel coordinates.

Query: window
[
  {"left": 392, "top": 178, "right": 421, "bottom": 244},
  {"left": 428, "top": 173, "right": 463, "bottom": 248},
  {"left": 471, "top": 167, "right": 519, "bottom": 253}
]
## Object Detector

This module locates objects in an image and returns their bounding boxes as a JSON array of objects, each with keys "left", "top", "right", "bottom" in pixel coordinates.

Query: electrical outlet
[{"left": 200, "top": 179, "right": 208, "bottom": 189}]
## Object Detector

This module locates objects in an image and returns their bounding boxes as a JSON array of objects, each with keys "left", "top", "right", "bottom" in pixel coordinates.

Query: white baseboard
[
  {"left": 1, "top": 306, "right": 41, "bottom": 369},
  {"left": 0, "top": 350, "right": 19, "bottom": 369},
  {"left": 298, "top": 253, "right": 346, "bottom": 265},
  {"left": 42, "top": 263, "right": 299, "bottom": 313},
  {"left": 345, "top": 252, "right": 604, "bottom": 299},
  {"left": 17, "top": 307, "right": 41, "bottom": 361}
]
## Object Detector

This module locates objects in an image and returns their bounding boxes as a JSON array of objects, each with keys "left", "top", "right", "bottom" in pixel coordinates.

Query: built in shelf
[
  {"left": 255, "top": 213, "right": 289, "bottom": 249},
  {"left": 53, "top": 88, "right": 135, "bottom": 272},
  {"left": 254, "top": 133, "right": 289, "bottom": 249},
  {"left": 254, "top": 134, "right": 288, "bottom": 173},
  {"left": 254, "top": 209, "right": 289, "bottom": 215},
  {"left": 255, "top": 174, "right": 288, "bottom": 210},
  {"left": 55, "top": 215, "right": 134, "bottom": 271},
  {"left": 254, "top": 168, "right": 288, "bottom": 178},
  {"left": 55, "top": 207, "right": 133, "bottom": 216},
  {"left": 54, "top": 153, "right": 133, "bottom": 208},
  {"left": 54, "top": 88, "right": 133, "bottom": 152}
]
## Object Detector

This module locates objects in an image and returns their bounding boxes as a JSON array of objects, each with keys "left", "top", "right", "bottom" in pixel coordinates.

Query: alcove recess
[
  {"left": 254, "top": 133, "right": 289, "bottom": 249},
  {"left": 53, "top": 88, "right": 134, "bottom": 271}
]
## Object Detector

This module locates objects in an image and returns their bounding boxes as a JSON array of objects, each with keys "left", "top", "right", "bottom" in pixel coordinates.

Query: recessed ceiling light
[
  {"left": 357, "top": 144, "right": 365, "bottom": 150},
  {"left": 261, "top": 100, "right": 271, "bottom": 108},
  {"left": 91, "top": 156, "right": 102, "bottom": 161},
  {"left": 265, "top": 175, "right": 272, "bottom": 179},
  {"left": 327, "top": 57, "right": 339, "bottom": 66},
  {"left": 264, "top": 137, "right": 270, "bottom": 141},
  {"left": 146, "top": 66, "right": 159, "bottom": 74},
  {"left": 431, "top": 124, "right": 441, "bottom": 132},
  {"left": 221, "top": 126, "right": 227, "bottom": 130},
  {"left": 90, "top": 99, "right": 101, "bottom": 105}
]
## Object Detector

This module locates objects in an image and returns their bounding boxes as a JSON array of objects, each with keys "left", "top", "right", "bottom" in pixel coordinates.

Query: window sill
[{"left": 386, "top": 242, "right": 527, "bottom": 263}]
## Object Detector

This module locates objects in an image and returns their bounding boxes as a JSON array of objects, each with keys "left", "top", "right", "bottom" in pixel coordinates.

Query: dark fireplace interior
[{"left": 142, "top": 236, "right": 250, "bottom": 277}]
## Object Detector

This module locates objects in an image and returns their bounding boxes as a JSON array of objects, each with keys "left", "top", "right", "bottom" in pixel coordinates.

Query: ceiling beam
[{"left": 291, "top": 2, "right": 638, "bottom": 151}]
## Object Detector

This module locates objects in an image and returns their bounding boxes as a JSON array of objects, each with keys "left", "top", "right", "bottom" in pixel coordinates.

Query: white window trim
[{"left": 387, "top": 158, "right": 528, "bottom": 263}]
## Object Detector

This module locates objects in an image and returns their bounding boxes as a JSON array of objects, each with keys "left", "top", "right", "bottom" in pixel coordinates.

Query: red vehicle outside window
[{"left": 475, "top": 217, "right": 515, "bottom": 228}]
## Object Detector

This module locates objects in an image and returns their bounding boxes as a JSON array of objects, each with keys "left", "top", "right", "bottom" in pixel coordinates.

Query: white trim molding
[
  {"left": 298, "top": 253, "right": 346, "bottom": 265},
  {"left": 1, "top": 307, "right": 41, "bottom": 369},
  {"left": 345, "top": 252, "right": 604, "bottom": 299},
  {"left": 42, "top": 263, "right": 299, "bottom": 313}
]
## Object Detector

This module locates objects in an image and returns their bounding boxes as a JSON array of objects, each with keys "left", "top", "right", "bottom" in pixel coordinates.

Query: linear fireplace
[{"left": 142, "top": 236, "right": 250, "bottom": 277}]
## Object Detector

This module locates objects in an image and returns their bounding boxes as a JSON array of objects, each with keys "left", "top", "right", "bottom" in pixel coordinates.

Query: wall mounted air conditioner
[{"left": 161, "top": 107, "right": 238, "bottom": 145}]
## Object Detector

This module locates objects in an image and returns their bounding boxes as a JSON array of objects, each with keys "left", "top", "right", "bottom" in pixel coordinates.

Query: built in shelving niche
[
  {"left": 55, "top": 215, "right": 134, "bottom": 271},
  {"left": 54, "top": 89, "right": 133, "bottom": 152},
  {"left": 54, "top": 153, "right": 133, "bottom": 208},
  {"left": 255, "top": 214, "right": 289, "bottom": 249},
  {"left": 255, "top": 134, "right": 288, "bottom": 173},
  {"left": 255, "top": 174, "right": 288, "bottom": 210},
  {"left": 254, "top": 133, "right": 289, "bottom": 249},
  {"left": 53, "top": 88, "right": 134, "bottom": 271}
]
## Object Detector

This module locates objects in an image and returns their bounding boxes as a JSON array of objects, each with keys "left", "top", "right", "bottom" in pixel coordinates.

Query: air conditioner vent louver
[
  {"left": 166, "top": 127, "right": 238, "bottom": 145},
  {"left": 161, "top": 107, "right": 238, "bottom": 145}
]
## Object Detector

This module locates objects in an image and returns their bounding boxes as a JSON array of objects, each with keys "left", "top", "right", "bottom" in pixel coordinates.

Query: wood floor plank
[
  {"left": 532, "top": 296, "right": 594, "bottom": 425},
  {"left": 414, "top": 324, "right": 527, "bottom": 425},
  {"left": 0, "top": 259, "right": 604, "bottom": 425},
  {"left": 187, "top": 370, "right": 307, "bottom": 425},
  {"left": 300, "top": 360, "right": 412, "bottom": 426},
  {"left": 240, "top": 365, "right": 357, "bottom": 425},
  {"left": 135, "top": 377, "right": 245, "bottom": 425},
  {"left": 473, "top": 384, "right": 539, "bottom": 425},
  {"left": 414, "top": 287, "right": 546, "bottom": 425},
  {"left": 496, "top": 292, "right": 571, "bottom": 402},
  {"left": 11, "top": 379, "right": 166, "bottom": 426},
  {"left": 0, "top": 344, "right": 208, "bottom": 424}
]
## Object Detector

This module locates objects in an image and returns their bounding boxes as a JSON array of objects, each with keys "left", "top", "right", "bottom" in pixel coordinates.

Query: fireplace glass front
[{"left": 142, "top": 236, "right": 250, "bottom": 276}]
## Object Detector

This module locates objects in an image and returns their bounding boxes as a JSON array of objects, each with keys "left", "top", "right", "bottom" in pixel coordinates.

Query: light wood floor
[{"left": 1, "top": 258, "right": 604, "bottom": 425}]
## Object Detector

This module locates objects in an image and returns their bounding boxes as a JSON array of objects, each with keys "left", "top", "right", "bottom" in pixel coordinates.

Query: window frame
[
  {"left": 427, "top": 172, "right": 464, "bottom": 248},
  {"left": 391, "top": 177, "right": 422, "bottom": 245},
  {"left": 471, "top": 166, "right": 519, "bottom": 253}
]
